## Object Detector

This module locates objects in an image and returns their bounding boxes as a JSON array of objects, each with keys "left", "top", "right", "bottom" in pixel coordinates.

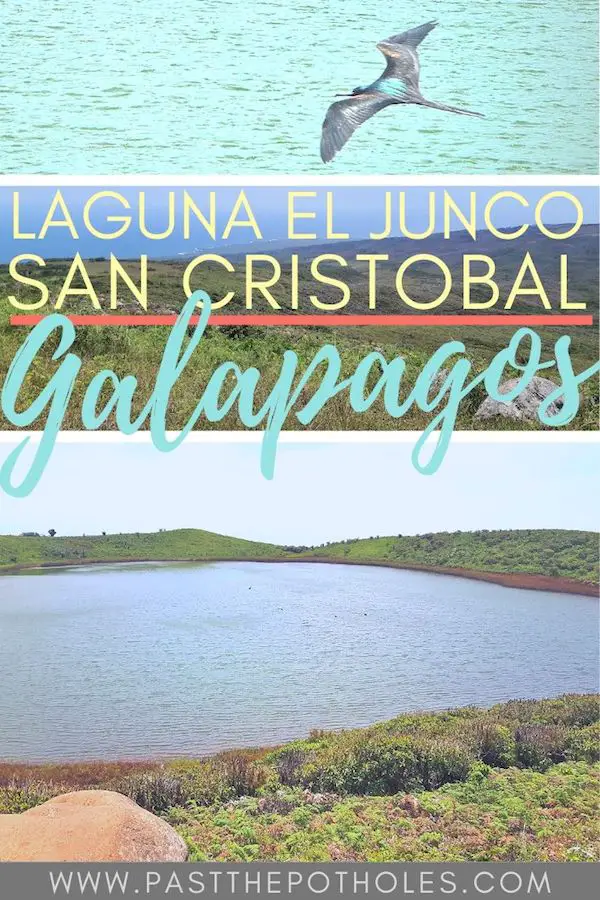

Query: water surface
[
  {"left": 1, "top": 1, "right": 597, "bottom": 173},
  {"left": 0, "top": 561, "right": 597, "bottom": 761}
]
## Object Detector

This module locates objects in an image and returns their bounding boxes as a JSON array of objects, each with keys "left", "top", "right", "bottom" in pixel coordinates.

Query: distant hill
[
  {"left": 2, "top": 224, "right": 597, "bottom": 317},
  {"left": 0, "top": 528, "right": 285, "bottom": 571},
  {"left": 0, "top": 528, "right": 597, "bottom": 590},
  {"left": 291, "top": 224, "right": 599, "bottom": 315},
  {"left": 299, "top": 529, "right": 599, "bottom": 587}
]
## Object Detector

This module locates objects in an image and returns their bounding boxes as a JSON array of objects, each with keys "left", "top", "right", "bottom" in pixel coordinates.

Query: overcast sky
[{"left": 0, "top": 438, "right": 597, "bottom": 543}]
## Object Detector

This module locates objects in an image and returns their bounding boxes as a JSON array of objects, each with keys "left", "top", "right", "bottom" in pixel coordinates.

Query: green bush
[
  {"left": 275, "top": 748, "right": 308, "bottom": 786},
  {"left": 415, "top": 741, "right": 472, "bottom": 790},
  {"left": 471, "top": 722, "right": 517, "bottom": 767},
  {"left": 498, "top": 695, "right": 599, "bottom": 728},
  {"left": 265, "top": 697, "right": 600, "bottom": 798},
  {"left": 299, "top": 733, "right": 472, "bottom": 796},
  {"left": 300, "top": 734, "right": 420, "bottom": 795},
  {"left": 552, "top": 695, "right": 600, "bottom": 728},
  {"left": 215, "top": 751, "right": 267, "bottom": 797},
  {"left": 110, "top": 771, "right": 187, "bottom": 813},
  {"left": 168, "top": 761, "right": 232, "bottom": 808},
  {"left": 168, "top": 753, "right": 267, "bottom": 808},
  {"left": 566, "top": 723, "right": 600, "bottom": 763},
  {"left": 0, "top": 780, "right": 57, "bottom": 814},
  {"left": 515, "top": 725, "right": 569, "bottom": 770}
]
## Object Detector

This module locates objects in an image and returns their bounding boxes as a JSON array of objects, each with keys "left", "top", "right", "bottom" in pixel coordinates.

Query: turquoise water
[
  {"left": 0, "top": 561, "right": 596, "bottom": 761},
  {"left": 1, "top": 1, "right": 597, "bottom": 173}
]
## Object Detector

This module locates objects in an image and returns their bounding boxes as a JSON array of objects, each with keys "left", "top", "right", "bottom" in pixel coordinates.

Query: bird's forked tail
[{"left": 420, "top": 98, "right": 484, "bottom": 118}]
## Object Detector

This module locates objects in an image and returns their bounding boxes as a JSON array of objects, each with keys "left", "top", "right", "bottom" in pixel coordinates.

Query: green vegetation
[
  {"left": 1, "top": 234, "right": 598, "bottom": 432},
  {"left": 0, "top": 527, "right": 285, "bottom": 571},
  {"left": 2, "top": 695, "right": 598, "bottom": 861},
  {"left": 1, "top": 527, "right": 597, "bottom": 587},
  {"left": 170, "top": 763, "right": 600, "bottom": 862},
  {"left": 301, "top": 529, "right": 600, "bottom": 585}
]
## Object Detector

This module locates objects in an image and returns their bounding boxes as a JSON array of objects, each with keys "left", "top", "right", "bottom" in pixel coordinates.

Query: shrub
[
  {"left": 300, "top": 734, "right": 420, "bottom": 795},
  {"left": 275, "top": 749, "right": 307, "bottom": 786},
  {"left": 168, "top": 761, "right": 232, "bottom": 807},
  {"left": 553, "top": 695, "right": 600, "bottom": 728},
  {"left": 497, "top": 695, "right": 600, "bottom": 728},
  {"left": 215, "top": 751, "right": 267, "bottom": 797},
  {"left": 297, "top": 733, "right": 474, "bottom": 796},
  {"left": 471, "top": 722, "right": 517, "bottom": 767},
  {"left": 565, "top": 723, "right": 600, "bottom": 763},
  {"left": 531, "top": 695, "right": 599, "bottom": 728},
  {"left": 167, "top": 753, "right": 266, "bottom": 807},
  {"left": 515, "top": 725, "right": 569, "bottom": 770},
  {"left": 0, "top": 779, "right": 58, "bottom": 814},
  {"left": 110, "top": 771, "right": 187, "bottom": 814},
  {"left": 415, "top": 741, "right": 473, "bottom": 790},
  {"left": 467, "top": 761, "right": 494, "bottom": 785}
]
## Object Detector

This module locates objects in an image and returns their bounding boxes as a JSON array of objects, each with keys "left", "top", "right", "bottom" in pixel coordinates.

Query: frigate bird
[{"left": 320, "top": 20, "right": 483, "bottom": 163}]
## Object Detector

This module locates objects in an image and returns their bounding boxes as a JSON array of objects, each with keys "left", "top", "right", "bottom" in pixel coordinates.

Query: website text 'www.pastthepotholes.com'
[{"left": 47, "top": 868, "right": 553, "bottom": 898}]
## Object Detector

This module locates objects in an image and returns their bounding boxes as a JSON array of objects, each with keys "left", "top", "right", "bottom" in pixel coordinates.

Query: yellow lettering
[{"left": 8, "top": 255, "right": 49, "bottom": 310}]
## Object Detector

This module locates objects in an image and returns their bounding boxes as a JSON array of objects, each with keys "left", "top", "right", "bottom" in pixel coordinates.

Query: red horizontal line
[{"left": 9, "top": 314, "right": 594, "bottom": 327}]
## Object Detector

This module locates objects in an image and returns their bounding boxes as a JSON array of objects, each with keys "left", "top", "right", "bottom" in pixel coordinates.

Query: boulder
[
  {"left": 474, "top": 376, "right": 563, "bottom": 423},
  {"left": 0, "top": 790, "right": 188, "bottom": 862}
]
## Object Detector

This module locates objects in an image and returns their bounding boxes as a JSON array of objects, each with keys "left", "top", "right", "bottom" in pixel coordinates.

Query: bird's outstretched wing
[
  {"left": 376, "top": 20, "right": 438, "bottom": 90},
  {"left": 320, "top": 93, "right": 394, "bottom": 163},
  {"left": 385, "top": 20, "right": 438, "bottom": 48}
]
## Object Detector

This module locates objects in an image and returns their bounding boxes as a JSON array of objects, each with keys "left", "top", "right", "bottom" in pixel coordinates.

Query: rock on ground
[
  {"left": 475, "top": 376, "right": 563, "bottom": 423},
  {"left": 0, "top": 790, "right": 188, "bottom": 862}
]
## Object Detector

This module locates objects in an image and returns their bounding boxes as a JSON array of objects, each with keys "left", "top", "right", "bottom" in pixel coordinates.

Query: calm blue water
[
  {"left": 1, "top": 1, "right": 597, "bottom": 173},
  {"left": 0, "top": 561, "right": 597, "bottom": 761}
]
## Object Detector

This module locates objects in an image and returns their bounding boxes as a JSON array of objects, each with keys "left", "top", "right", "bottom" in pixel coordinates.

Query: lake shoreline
[
  {"left": 1, "top": 691, "right": 597, "bottom": 769},
  {"left": 1, "top": 555, "right": 596, "bottom": 597},
  {"left": 2, "top": 696, "right": 598, "bottom": 864}
]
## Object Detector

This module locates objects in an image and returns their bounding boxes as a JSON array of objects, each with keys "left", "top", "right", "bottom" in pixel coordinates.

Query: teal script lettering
[{"left": 1, "top": 292, "right": 598, "bottom": 497}]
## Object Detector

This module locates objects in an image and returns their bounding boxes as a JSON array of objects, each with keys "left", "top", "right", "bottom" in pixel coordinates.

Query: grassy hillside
[
  {"left": 300, "top": 529, "right": 600, "bottom": 585},
  {"left": 0, "top": 528, "right": 285, "bottom": 571},
  {"left": 0, "top": 528, "right": 597, "bottom": 585},
  {"left": 1, "top": 228, "right": 598, "bottom": 431},
  {"left": 2, "top": 695, "right": 598, "bottom": 861}
]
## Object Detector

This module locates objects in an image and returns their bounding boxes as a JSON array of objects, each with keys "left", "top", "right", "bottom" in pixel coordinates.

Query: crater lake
[{"left": 0, "top": 561, "right": 597, "bottom": 761}]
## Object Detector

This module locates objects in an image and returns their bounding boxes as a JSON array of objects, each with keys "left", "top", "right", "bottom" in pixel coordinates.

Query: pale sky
[
  {"left": 0, "top": 438, "right": 597, "bottom": 543},
  {"left": 1, "top": 185, "right": 597, "bottom": 261}
]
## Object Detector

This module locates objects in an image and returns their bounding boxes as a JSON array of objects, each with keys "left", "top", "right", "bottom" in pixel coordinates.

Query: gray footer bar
[{"left": 0, "top": 863, "right": 598, "bottom": 900}]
